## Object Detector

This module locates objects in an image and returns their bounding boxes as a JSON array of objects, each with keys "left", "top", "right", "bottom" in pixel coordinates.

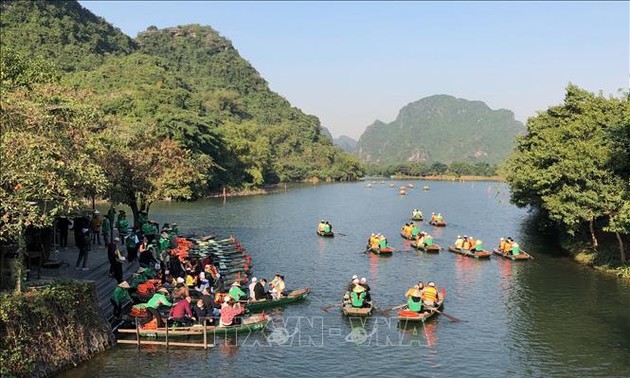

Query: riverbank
[
  {"left": 561, "top": 238, "right": 630, "bottom": 280},
  {"left": 391, "top": 174, "right": 504, "bottom": 181},
  {"left": 0, "top": 281, "right": 113, "bottom": 377}
]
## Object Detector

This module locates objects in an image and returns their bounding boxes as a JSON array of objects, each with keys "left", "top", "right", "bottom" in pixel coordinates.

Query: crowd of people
[
  {"left": 454, "top": 235, "right": 485, "bottom": 252},
  {"left": 404, "top": 281, "right": 440, "bottom": 314}
]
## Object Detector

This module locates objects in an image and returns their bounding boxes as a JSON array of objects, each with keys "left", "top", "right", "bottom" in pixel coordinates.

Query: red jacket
[{"left": 170, "top": 299, "right": 192, "bottom": 318}]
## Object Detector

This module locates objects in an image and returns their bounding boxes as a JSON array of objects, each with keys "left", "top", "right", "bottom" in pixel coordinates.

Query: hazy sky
[{"left": 79, "top": 1, "right": 628, "bottom": 139}]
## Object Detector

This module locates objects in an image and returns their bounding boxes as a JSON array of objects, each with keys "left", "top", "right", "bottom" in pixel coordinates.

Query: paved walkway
[{"left": 31, "top": 235, "right": 138, "bottom": 322}]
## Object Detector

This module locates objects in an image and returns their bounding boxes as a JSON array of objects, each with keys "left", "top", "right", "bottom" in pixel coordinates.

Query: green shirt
[
  {"left": 158, "top": 236, "right": 170, "bottom": 252},
  {"left": 102, "top": 217, "right": 111, "bottom": 234},
  {"left": 229, "top": 286, "right": 247, "bottom": 301},
  {"left": 351, "top": 291, "right": 366, "bottom": 307},
  {"left": 111, "top": 286, "right": 131, "bottom": 306},
  {"left": 378, "top": 239, "right": 387, "bottom": 249},
  {"left": 425, "top": 237, "right": 433, "bottom": 246},
  {"left": 407, "top": 296, "right": 422, "bottom": 312},
  {"left": 147, "top": 293, "right": 172, "bottom": 309}
]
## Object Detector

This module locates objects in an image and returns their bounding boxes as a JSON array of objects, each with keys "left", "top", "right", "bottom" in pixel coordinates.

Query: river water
[{"left": 59, "top": 181, "right": 630, "bottom": 377}]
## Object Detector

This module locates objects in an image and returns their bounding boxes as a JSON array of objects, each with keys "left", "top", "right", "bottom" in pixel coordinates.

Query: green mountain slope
[
  {"left": 1, "top": 2, "right": 363, "bottom": 187},
  {"left": 356, "top": 95, "right": 525, "bottom": 165},
  {"left": 0, "top": 0, "right": 136, "bottom": 72},
  {"left": 334, "top": 135, "right": 358, "bottom": 154}
]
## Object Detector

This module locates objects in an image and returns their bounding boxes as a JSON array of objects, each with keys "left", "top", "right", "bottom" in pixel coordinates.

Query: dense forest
[
  {"left": 0, "top": 1, "right": 364, "bottom": 199},
  {"left": 502, "top": 85, "right": 630, "bottom": 272}
]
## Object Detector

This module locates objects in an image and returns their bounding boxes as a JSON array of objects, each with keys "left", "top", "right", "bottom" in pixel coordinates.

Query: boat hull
[
  {"left": 448, "top": 246, "right": 491, "bottom": 259},
  {"left": 317, "top": 230, "right": 335, "bottom": 237},
  {"left": 492, "top": 248, "right": 532, "bottom": 260},
  {"left": 243, "top": 288, "right": 311, "bottom": 312},
  {"left": 410, "top": 242, "right": 441, "bottom": 253}
]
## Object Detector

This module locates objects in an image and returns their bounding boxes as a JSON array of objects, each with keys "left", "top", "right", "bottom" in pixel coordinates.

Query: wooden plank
[{"left": 116, "top": 339, "right": 214, "bottom": 348}]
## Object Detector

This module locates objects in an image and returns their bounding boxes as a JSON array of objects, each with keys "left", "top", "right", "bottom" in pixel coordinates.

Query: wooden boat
[
  {"left": 397, "top": 289, "right": 446, "bottom": 323},
  {"left": 411, "top": 215, "right": 424, "bottom": 221},
  {"left": 118, "top": 313, "right": 269, "bottom": 337},
  {"left": 399, "top": 190, "right": 407, "bottom": 195},
  {"left": 368, "top": 246, "right": 394, "bottom": 255},
  {"left": 407, "top": 183, "right": 415, "bottom": 189},
  {"left": 317, "top": 230, "right": 335, "bottom": 237},
  {"left": 342, "top": 293, "right": 374, "bottom": 316},
  {"left": 410, "top": 242, "right": 441, "bottom": 253},
  {"left": 448, "top": 246, "right": 491, "bottom": 259},
  {"left": 492, "top": 248, "right": 532, "bottom": 260},
  {"left": 242, "top": 288, "right": 311, "bottom": 312},
  {"left": 422, "top": 186, "right": 430, "bottom": 191},
  {"left": 428, "top": 220, "right": 447, "bottom": 227}
]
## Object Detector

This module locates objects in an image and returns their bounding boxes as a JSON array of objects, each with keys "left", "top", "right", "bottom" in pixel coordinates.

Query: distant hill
[
  {"left": 334, "top": 135, "right": 358, "bottom": 154},
  {"left": 1, "top": 2, "right": 363, "bottom": 187},
  {"left": 356, "top": 95, "right": 525, "bottom": 165}
]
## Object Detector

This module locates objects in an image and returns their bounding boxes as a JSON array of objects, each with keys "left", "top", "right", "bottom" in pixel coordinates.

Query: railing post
[
  {"left": 135, "top": 318, "right": 140, "bottom": 349},
  {"left": 203, "top": 320, "right": 207, "bottom": 350}
]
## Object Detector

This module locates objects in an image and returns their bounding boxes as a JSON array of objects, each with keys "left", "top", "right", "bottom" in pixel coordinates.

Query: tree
[
  {"left": 1, "top": 49, "right": 107, "bottom": 291},
  {"left": 503, "top": 84, "right": 629, "bottom": 260},
  {"left": 102, "top": 123, "right": 212, "bottom": 226}
]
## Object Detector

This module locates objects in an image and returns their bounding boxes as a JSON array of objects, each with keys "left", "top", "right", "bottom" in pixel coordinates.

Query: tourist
[
  {"left": 350, "top": 285, "right": 367, "bottom": 308},
  {"left": 169, "top": 296, "right": 195, "bottom": 326},
  {"left": 125, "top": 231, "right": 139, "bottom": 262},
  {"left": 107, "top": 238, "right": 117, "bottom": 278},
  {"left": 144, "top": 288, "right": 172, "bottom": 328},
  {"left": 192, "top": 299, "right": 210, "bottom": 325},
  {"left": 248, "top": 277, "right": 258, "bottom": 299},
  {"left": 253, "top": 278, "right": 270, "bottom": 300},
  {"left": 56, "top": 215, "right": 71, "bottom": 249},
  {"left": 360, "top": 277, "right": 371, "bottom": 302},
  {"left": 110, "top": 281, "right": 131, "bottom": 319},
  {"left": 139, "top": 244, "right": 158, "bottom": 269},
  {"left": 75, "top": 228, "right": 91, "bottom": 270},
  {"left": 229, "top": 281, "right": 247, "bottom": 301},
  {"left": 405, "top": 284, "right": 420, "bottom": 298},
  {"left": 219, "top": 297, "right": 244, "bottom": 326},
  {"left": 270, "top": 274, "right": 285, "bottom": 300},
  {"left": 201, "top": 287, "right": 221, "bottom": 316},
  {"left": 422, "top": 282, "right": 439, "bottom": 309},
  {"left": 90, "top": 211, "right": 103, "bottom": 245},
  {"left": 173, "top": 277, "right": 189, "bottom": 300},
  {"left": 102, "top": 214, "right": 111, "bottom": 246},
  {"left": 455, "top": 235, "right": 464, "bottom": 249}
]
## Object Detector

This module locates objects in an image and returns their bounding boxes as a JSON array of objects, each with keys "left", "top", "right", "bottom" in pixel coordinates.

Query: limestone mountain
[
  {"left": 356, "top": 95, "right": 525, "bottom": 165},
  {"left": 333, "top": 135, "right": 358, "bottom": 154}
]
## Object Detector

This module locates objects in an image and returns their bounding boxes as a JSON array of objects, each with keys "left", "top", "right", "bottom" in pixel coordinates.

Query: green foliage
[
  {"left": 0, "top": 281, "right": 112, "bottom": 377},
  {"left": 503, "top": 84, "right": 629, "bottom": 263},
  {"left": 356, "top": 95, "right": 525, "bottom": 165}
]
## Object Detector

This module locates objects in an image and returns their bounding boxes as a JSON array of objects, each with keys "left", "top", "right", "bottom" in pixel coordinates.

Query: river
[{"left": 59, "top": 180, "right": 630, "bottom": 377}]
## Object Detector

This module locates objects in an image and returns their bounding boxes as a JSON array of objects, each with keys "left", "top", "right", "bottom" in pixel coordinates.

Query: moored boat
[
  {"left": 410, "top": 241, "right": 441, "bottom": 253},
  {"left": 492, "top": 248, "right": 532, "bottom": 260},
  {"left": 448, "top": 246, "right": 491, "bottom": 259},
  {"left": 397, "top": 289, "right": 446, "bottom": 323},
  {"left": 242, "top": 288, "right": 311, "bottom": 312},
  {"left": 118, "top": 313, "right": 269, "bottom": 337}
]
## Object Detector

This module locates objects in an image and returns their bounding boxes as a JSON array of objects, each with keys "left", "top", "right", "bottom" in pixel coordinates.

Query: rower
[
  {"left": 407, "top": 286, "right": 423, "bottom": 313},
  {"left": 511, "top": 241, "right": 521, "bottom": 256},
  {"left": 350, "top": 285, "right": 367, "bottom": 308},
  {"left": 471, "top": 239, "right": 484, "bottom": 252},
  {"left": 228, "top": 281, "right": 247, "bottom": 301}
]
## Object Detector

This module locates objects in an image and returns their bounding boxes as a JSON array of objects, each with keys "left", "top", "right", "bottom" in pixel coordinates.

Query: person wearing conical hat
[
  {"left": 143, "top": 287, "right": 172, "bottom": 328},
  {"left": 407, "top": 284, "right": 423, "bottom": 313},
  {"left": 228, "top": 281, "right": 247, "bottom": 301},
  {"left": 110, "top": 281, "right": 131, "bottom": 319},
  {"left": 350, "top": 284, "right": 366, "bottom": 308}
]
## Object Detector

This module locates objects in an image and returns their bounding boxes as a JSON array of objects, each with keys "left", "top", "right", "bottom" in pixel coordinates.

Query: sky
[{"left": 79, "top": 1, "right": 629, "bottom": 140}]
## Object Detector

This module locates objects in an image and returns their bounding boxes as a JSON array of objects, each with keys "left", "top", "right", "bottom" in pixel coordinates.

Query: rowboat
[
  {"left": 448, "top": 246, "right": 491, "bottom": 259},
  {"left": 429, "top": 220, "right": 447, "bottom": 227},
  {"left": 117, "top": 313, "right": 269, "bottom": 337},
  {"left": 317, "top": 230, "right": 335, "bottom": 237},
  {"left": 410, "top": 242, "right": 441, "bottom": 253},
  {"left": 367, "top": 246, "right": 393, "bottom": 255},
  {"left": 342, "top": 293, "right": 374, "bottom": 316},
  {"left": 242, "top": 288, "right": 311, "bottom": 312},
  {"left": 411, "top": 216, "right": 424, "bottom": 221},
  {"left": 492, "top": 248, "right": 532, "bottom": 260},
  {"left": 398, "top": 289, "right": 446, "bottom": 323}
]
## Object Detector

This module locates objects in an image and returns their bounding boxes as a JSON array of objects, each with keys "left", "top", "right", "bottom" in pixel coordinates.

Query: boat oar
[
  {"left": 379, "top": 304, "right": 406, "bottom": 317},
  {"left": 320, "top": 303, "right": 342, "bottom": 313},
  {"left": 337, "top": 232, "right": 347, "bottom": 236},
  {"left": 426, "top": 307, "right": 463, "bottom": 323}
]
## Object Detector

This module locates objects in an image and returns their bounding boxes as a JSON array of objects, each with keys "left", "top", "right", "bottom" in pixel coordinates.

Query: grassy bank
[
  {"left": 561, "top": 238, "right": 630, "bottom": 280},
  {"left": 0, "top": 281, "right": 113, "bottom": 377}
]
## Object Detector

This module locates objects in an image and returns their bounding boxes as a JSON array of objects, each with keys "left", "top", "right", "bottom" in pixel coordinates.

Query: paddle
[
  {"left": 379, "top": 304, "right": 406, "bottom": 317},
  {"left": 425, "top": 306, "right": 463, "bottom": 323},
  {"left": 337, "top": 232, "right": 347, "bottom": 236},
  {"left": 320, "top": 303, "right": 342, "bottom": 313}
]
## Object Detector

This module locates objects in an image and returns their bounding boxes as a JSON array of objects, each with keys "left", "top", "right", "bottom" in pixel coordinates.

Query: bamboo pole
[
  {"left": 135, "top": 318, "right": 140, "bottom": 349},
  {"left": 203, "top": 321, "right": 207, "bottom": 350},
  {"left": 165, "top": 319, "right": 169, "bottom": 349},
  {"left": 116, "top": 339, "right": 213, "bottom": 348}
]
